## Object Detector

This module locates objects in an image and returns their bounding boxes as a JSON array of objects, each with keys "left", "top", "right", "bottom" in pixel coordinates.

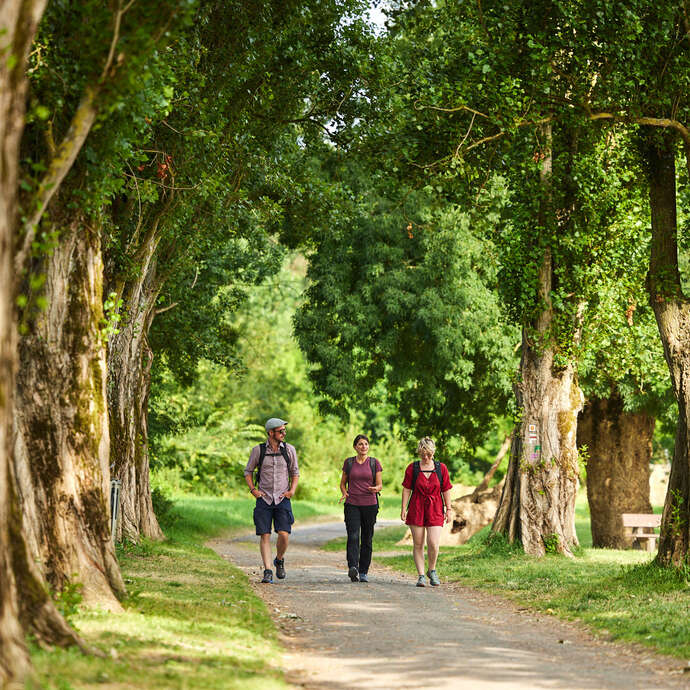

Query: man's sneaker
[
  {"left": 261, "top": 569, "right": 273, "bottom": 584},
  {"left": 348, "top": 566, "right": 359, "bottom": 582},
  {"left": 359, "top": 573, "right": 369, "bottom": 583},
  {"left": 427, "top": 569, "right": 440, "bottom": 586},
  {"left": 273, "top": 557, "right": 286, "bottom": 579},
  {"left": 416, "top": 574, "right": 426, "bottom": 587}
]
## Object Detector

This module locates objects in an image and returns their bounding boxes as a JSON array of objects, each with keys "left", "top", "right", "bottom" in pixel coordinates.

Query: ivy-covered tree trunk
[
  {"left": 493, "top": 320, "right": 583, "bottom": 556},
  {"left": 0, "top": 2, "right": 87, "bottom": 682},
  {"left": 14, "top": 218, "right": 125, "bottom": 608},
  {"left": 645, "top": 136, "right": 690, "bottom": 567},
  {"left": 492, "top": 124, "right": 583, "bottom": 557},
  {"left": 578, "top": 394, "right": 654, "bottom": 548},
  {"left": 107, "top": 230, "right": 163, "bottom": 542}
]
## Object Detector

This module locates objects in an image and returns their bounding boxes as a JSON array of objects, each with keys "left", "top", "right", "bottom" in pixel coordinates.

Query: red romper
[{"left": 402, "top": 462, "right": 453, "bottom": 527}]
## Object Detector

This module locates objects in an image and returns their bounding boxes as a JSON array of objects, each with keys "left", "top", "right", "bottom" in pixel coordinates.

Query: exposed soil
[{"left": 208, "top": 520, "right": 689, "bottom": 689}]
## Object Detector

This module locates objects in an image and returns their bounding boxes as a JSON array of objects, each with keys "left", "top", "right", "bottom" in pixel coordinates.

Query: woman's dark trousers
[{"left": 344, "top": 503, "right": 378, "bottom": 574}]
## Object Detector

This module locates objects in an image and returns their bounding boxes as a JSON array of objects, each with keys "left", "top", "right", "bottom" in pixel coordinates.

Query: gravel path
[{"left": 208, "top": 520, "right": 689, "bottom": 689}]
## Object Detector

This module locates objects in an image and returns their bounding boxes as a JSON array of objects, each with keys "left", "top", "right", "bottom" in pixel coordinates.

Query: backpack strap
[
  {"left": 255, "top": 442, "right": 267, "bottom": 485},
  {"left": 279, "top": 444, "right": 291, "bottom": 472},
  {"left": 369, "top": 457, "right": 377, "bottom": 486},
  {"left": 411, "top": 460, "right": 420, "bottom": 492},
  {"left": 411, "top": 460, "right": 445, "bottom": 508},
  {"left": 345, "top": 457, "right": 380, "bottom": 506},
  {"left": 345, "top": 456, "right": 377, "bottom": 485},
  {"left": 434, "top": 461, "right": 443, "bottom": 490},
  {"left": 434, "top": 461, "right": 445, "bottom": 513},
  {"left": 370, "top": 456, "right": 380, "bottom": 507},
  {"left": 412, "top": 461, "right": 444, "bottom": 489}
]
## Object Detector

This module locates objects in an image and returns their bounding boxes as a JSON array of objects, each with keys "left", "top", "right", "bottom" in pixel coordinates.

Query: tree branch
[
  {"left": 154, "top": 301, "right": 178, "bottom": 315},
  {"left": 587, "top": 111, "right": 690, "bottom": 174},
  {"left": 15, "top": 86, "right": 99, "bottom": 274}
]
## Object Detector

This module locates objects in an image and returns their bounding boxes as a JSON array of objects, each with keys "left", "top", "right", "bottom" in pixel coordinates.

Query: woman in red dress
[{"left": 401, "top": 437, "right": 452, "bottom": 587}]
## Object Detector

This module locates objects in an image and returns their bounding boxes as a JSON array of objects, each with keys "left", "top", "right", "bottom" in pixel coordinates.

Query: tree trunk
[
  {"left": 14, "top": 218, "right": 125, "bottom": 609},
  {"left": 578, "top": 394, "right": 654, "bottom": 548},
  {"left": 0, "top": 153, "right": 30, "bottom": 687},
  {"left": 107, "top": 230, "right": 164, "bottom": 542},
  {"left": 644, "top": 135, "right": 690, "bottom": 567},
  {"left": 493, "top": 325, "right": 583, "bottom": 556},
  {"left": 492, "top": 123, "right": 583, "bottom": 557},
  {"left": 0, "top": 2, "right": 86, "bottom": 683}
]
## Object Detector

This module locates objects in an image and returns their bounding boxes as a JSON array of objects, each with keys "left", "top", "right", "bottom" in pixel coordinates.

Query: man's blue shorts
[{"left": 253, "top": 497, "right": 294, "bottom": 535}]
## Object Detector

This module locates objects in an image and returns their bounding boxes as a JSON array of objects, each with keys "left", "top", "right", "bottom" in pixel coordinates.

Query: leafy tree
[
  {"left": 575, "top": 142, "right": 674, "bottom": 547},
  {"left": 507, "top": 0, "right": 690, "bottom": 566},
  {"left": 13, "top": 0, "right": 194, "bottom": 609},
  {"left": 295, "top": 166, "right": 518, "bottom": 466},
  {"left": 102, "top": 0, "right": 372, "bottom": 540}
]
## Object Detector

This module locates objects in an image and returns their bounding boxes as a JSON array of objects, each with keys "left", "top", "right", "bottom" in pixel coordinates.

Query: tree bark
[
  {"left": 107, "top": 229, "right": 164, "bottom": 542},
  {"left": 578, "top": 394, "right": 654, "bottom": 548},
  {"left": 644, "top": 135, "right": 690, "bottom": 567},
  {"left": 492, "top": 123, "right": 583, "bottom": 557},
  {"left": 14, "top": 217, "right": 125, "bottom": 609},
  {"left": 0, "top": 2, "right": 87, "bottom": 683},
  {"left": 492, "top": 324, "right": 583, "bottom": 556}
]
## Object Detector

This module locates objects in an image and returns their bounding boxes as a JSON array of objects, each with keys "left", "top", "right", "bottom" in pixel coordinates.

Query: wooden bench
[{"left": 622, "top": 513, "right": 661, "bottom": 552}]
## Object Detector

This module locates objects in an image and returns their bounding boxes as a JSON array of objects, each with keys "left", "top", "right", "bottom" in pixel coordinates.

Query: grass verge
[{"left": 27, "top": 496, "right": 338, "bottom": 690}]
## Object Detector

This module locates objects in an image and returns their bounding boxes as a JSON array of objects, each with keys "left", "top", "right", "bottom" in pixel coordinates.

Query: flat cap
[{"left": 265, "top": 417, "right": 288, "bottom": 431}]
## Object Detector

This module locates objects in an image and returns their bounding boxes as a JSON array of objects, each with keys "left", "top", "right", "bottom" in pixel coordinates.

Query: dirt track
[{"left": 208, "top": 520, "right": 689, "bottom": 689}]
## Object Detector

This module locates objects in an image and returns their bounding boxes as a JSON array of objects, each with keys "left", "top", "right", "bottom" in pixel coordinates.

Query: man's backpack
[
  {"left": 255, "top": 442, "right": 291, "bottom": 485},
  {"left": 345, "top": 456, "right": 380, "bottom": 505}
]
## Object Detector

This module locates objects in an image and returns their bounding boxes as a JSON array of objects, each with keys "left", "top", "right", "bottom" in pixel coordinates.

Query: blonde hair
[{"left": 417, "top": 436, "right": 436, "bottom": 455}]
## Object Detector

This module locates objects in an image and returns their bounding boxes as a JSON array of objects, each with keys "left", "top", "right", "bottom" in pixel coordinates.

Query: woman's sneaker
[
  {"left": 359, "top": 573, "right": 369, "bottom": 583},
  {"left": 348, "top": 566, "right": 359, "bottom": 582},
  {"left": 261, "top": 569, "right": 273, "bottom": 584},
  {"left": 427, "top": 569, "right": 440, "bottom": 586},
  {"left": 416, "top": 574, "right": 426, "bottom": 587}
]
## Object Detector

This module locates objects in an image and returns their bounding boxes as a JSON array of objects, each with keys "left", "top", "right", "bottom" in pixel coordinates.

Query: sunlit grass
[{"left": 27, "top": 496, "right": 298, "bottom": 690}]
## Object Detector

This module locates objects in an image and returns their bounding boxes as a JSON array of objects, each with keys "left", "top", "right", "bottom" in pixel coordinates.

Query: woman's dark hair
[{"left": 353, "top": 434, "right": 370, "bottom": 448}]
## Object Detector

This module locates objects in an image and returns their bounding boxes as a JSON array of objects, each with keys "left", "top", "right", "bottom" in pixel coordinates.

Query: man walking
[{"left": 244, "top": 418, "right": 299, "bottom": 583}]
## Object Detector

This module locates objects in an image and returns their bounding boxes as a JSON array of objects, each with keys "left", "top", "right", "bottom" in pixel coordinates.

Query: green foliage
[
  {"left": 100, "top": 291, "right": 122, "bottom": 342},
  {"left": 543, "top": 533, "right": 560, "bottom": 554},
  {"left": 149, "top": 253, "right": 499, "bottom": 501},
  {"left": 294, "top": 167, "right": 519, "bottom": 459},
  {"left": 52, "top": 578, "right": 83, "bottom": 629},
  {"left": 668, "top": 489, "right": 687, "bottom": 538},
  {"left": 150, "top": 486, "right": 178, "bottom": 530},
  {"left": 150, "top": 257, "right": 413, "bottom": 498}
]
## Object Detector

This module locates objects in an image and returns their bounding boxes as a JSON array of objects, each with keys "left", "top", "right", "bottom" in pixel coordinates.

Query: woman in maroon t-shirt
[
  {"left": 339, "top": 434, "right": 382, "bottom": 583},
  {"left": 401, "top": 437, "right": 452, "bottom": 587}
]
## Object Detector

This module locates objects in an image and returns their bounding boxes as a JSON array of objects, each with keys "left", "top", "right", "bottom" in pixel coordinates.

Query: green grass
[
  {"left": 327, "top": 493, "right": 690, "bottom": 660},
  {"left": 26, "top": 496, "right": 342, "bottom": 689}
]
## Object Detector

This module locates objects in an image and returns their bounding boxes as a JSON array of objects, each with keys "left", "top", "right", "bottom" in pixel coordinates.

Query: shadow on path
[{"left": 210, "top": 520, "right": 688, "bottom": 689}]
